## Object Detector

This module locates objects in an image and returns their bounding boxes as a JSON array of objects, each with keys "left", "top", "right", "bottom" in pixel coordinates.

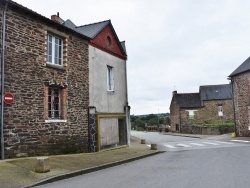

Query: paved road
[
  {"left": 36, "top": 132, "right": 250, "bottom": 188},
  {"left": 131, "top": 131, "right": 247, "bottom": 151}
]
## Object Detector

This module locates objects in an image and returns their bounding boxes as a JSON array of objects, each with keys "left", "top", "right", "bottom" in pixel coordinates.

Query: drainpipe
[
  {"left": 229, "top": 77, "right": 237, "bottom": 135},
  {"left": 1, "top": 0, "right": 9, "bottom": 160},
  {"left": 124, "top": 56, "right": 130, "bottom": 146}
]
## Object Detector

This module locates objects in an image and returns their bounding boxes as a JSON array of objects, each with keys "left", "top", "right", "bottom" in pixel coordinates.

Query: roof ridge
[
  {"left": 76, "top": 19, "right": 110, "bottom": 28},
  {"left": 177, "top": 92, "right": 199, "bottom": 95},
  {"left": 200, "top": 84, "right": 230, "bottom": 87}
]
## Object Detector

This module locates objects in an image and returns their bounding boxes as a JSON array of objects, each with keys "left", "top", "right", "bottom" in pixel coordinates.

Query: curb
[{"left": 25, "top": 151, "right": 165, "bottom": 188}]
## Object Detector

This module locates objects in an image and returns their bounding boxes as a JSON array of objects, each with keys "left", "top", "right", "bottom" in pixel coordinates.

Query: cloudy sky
[{"left": 16, "top": 0, "right": 250, "bottom": 115}]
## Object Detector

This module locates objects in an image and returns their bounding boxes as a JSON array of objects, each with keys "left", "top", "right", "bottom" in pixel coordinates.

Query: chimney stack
[
  {"left": 51, "top": 12, "right": 64, "bottom": 24},
  {"left": 173, "top": 90, "right": 177, "bottom": 96}
]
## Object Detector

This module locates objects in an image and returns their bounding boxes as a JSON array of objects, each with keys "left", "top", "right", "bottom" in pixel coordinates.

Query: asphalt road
[{"left": 36, "top": 133, "right": 250, "bottom": 188}]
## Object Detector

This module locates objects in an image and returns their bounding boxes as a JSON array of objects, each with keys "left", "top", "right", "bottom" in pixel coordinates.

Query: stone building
[
  {"left": 0, "top": 0, "right": 129, "bottom": 158},
  {"left": 170, "top": 84, "right": 234, "bottom": 132},
  {"left": 229, "top": 56, "right": 250, "bottom": 136}
]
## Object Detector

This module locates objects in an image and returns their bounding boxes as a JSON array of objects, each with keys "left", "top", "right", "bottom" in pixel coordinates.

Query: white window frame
[
  {"left": 47, "top": 34, "right": 63, "bottom": 66},
  {"left": 218, "top": 105, "right": 223, "bottom": 116},
  {"left": 48, "top": 87, "right": 61, "bottom": 119},
  {"left": 185, "top": 110, "right": 198, "bottom": 119},
  {"left": 107, "top": 66, "right": 114, "bottom": 91}
]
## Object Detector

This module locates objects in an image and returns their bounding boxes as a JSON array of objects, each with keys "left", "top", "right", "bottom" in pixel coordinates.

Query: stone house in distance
[
  {"left": 0, "top": 0, "right": 129, "bottom": 158},
  {"left": 170, "top": 84, "right": 234, "bottom": 133},
  {"left": 229, "top": 56, "right": 250, "bottom": 136}
]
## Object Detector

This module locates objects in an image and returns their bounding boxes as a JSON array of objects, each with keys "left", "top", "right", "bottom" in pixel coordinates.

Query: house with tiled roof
[
  {"left": 229, "top": 56, "right": 250, "bottom": 136},
  {"left": 0, "top": 0, "right": 129, "bottom": 158},
  {"left": 170, "top": 84, "right": 234, "bottom": 133}
]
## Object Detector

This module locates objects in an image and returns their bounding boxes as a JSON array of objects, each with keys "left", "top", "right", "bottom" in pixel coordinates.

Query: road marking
[
  {"left": 176, "top": 144, "right": 191, "bottom": 147},
  {"left": 231, "top": 140, "right": 250, "bottom": 143},
  {"left": 164, "top": 144, "right": 177, "bottom": 149},
  {"left": 202, "top": 142, "right": 220, "bottom": 145},
  {"left": 189, "top": 143, "right": 206, "bottom": 146},
  {"left": 147, "top": 145, "right": 151, "bottom": 147},
  {"left": 215, "top": 141, "right": 234, "bottom": 145}
]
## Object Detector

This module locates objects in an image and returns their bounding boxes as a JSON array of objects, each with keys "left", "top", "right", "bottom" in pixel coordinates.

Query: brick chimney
[
  {"left": 51, "top": 12, "right": 64, "bottom": 24},
  {"left": 172, "top": 90, "right": 177, "bottom": 96}
]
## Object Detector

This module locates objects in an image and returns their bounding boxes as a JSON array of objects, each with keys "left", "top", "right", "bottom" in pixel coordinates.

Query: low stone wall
[{"left": 180, "top": 125, "right": 234, "bottom": 135}]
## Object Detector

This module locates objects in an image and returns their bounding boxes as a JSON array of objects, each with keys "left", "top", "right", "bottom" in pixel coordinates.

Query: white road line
[
  {"left": 231, "top": 140, "right": 250, "bottom": 143},
  {"left": 189, "top": 143, "right": 206, "bottom": 146},
  {"left": 147, "top": 145, "right": 151, "bottom": 147},
  {"left": 164, "top": 144, "right": 177, "bottom": 149},
  {"left": 215, "top": 141, "right": 234, "bottom": 145},
  {"left": 176, "top": 144, "right": 191, "bottom": 147},
  {"left": 202, "top": 142, "right": 220, "bottom": 146}
]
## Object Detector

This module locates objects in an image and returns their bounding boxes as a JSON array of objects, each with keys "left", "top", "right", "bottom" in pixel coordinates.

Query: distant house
[
  {"left": 229, "top": 56, "right": 250, "bottom": 136},
  {"left": 170, "top": 84, "right": 234, "bottom": 132}
]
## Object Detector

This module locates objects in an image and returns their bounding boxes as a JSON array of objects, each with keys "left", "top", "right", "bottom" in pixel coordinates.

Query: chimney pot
[{"left": 173, "top": 91, "right": 177, "bottom": 96}]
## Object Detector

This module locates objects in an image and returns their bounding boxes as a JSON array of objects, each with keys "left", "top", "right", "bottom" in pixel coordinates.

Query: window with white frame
[
  {"left": 48, "top": 87, "right": 61, "bottom": 119},
  {"left": 186, "top": 110, "right": 197, "bottom": 119},
  {"left": 47, "top": 34, "right": 63, "bottom": 65},
  {"left": 218, "top": 105, "right": 223, "bottom": 116},
  {"left": 107, "top": 66, "right": 114, "bottom": 91}
]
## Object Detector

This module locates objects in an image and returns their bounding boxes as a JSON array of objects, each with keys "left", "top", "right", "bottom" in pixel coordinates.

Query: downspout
[
  {"left": 1, "top": 0, "right": 9, "bottom": 160},
  {"left": 230, "top": 77, "right": 237, "bottom": 135},
  {"left": 124, "top": 56, "right": 130, "bottom": 146}
]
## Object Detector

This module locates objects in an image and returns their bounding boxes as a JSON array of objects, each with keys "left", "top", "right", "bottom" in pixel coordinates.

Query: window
[
  {"left": 218, "top": 105, "right": 223, "bottom": 116},
  {"left": 47, "top": 34, "right": 63, "bottom": 65},
  {"left": 107, "top": 66, "right": 114, "bottom": 91},
  {"left": 48, "top": 88, "right": 61, "bottom": 119},
  {"left": 185, "top": 110, "right": 197, "bottom": 119}
]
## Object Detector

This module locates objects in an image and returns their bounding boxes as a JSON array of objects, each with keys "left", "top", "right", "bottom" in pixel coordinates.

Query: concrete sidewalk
[{"left": 0, "top": 137, "right": 163, "bottom": 188}]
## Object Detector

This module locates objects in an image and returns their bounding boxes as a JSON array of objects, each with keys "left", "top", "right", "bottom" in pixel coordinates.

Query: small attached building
[{"left": 63, "top": 20, "right": 130, "bottom": 151}]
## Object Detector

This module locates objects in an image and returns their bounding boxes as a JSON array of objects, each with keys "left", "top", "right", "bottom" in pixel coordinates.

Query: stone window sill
[{"left": 46, "top": 63, "right": 66, "bottom": 70}]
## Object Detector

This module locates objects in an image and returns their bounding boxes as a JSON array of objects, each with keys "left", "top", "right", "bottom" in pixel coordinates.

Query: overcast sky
[{"left": 16, "top": 0, "right": 250, "bottom": 115}]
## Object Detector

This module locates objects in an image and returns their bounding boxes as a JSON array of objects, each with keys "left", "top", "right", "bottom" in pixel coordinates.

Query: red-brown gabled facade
[{"left": 90, "top": 24, "right": 127, "bottom": 60}]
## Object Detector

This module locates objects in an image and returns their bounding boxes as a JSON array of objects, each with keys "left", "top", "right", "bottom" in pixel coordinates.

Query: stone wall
[
  {"left": 0, "top": 4, "right": 89, "bottom": 158},
  {"left": 170, "top": 91, "right": 181, "bottom": 132},
  {"left": 232, "top": 72, "right": 250, "bottom": 136},
  {"left": 181, "top": 125, "right": 234, "bottom": 135},
  {"left": 180, "top": 100, "right": 234, "bottom": 126}
]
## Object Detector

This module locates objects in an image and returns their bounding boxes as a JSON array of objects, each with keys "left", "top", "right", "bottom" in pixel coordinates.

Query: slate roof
[
  {"left": 199, "top": 84, "right": 232, "bottom": 101},
  {"left": 75, "top": 20, "right": 110, "bottom": 38},
  {"left": 176, "top": 93, "right": 201, "bottom": 108},
  {"left": 63, "top": 19, "right": 126, "bottom": 55},
  {"left": 174, "top": 84, "right": 232, "bottom": 108},
  {"left": 120, "top": 41, "right": 127, "bottom": 55},
  {"left": 229, "top": 56, "right": 250, "bottom": 77}
]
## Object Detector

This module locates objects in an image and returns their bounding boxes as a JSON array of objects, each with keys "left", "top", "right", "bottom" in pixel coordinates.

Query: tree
[
  {"left": 146, "top": 114, "right": 158, "bottom": 120},
  {"left": 135, "top": 118, "right": 144, "bottom": 128}
]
